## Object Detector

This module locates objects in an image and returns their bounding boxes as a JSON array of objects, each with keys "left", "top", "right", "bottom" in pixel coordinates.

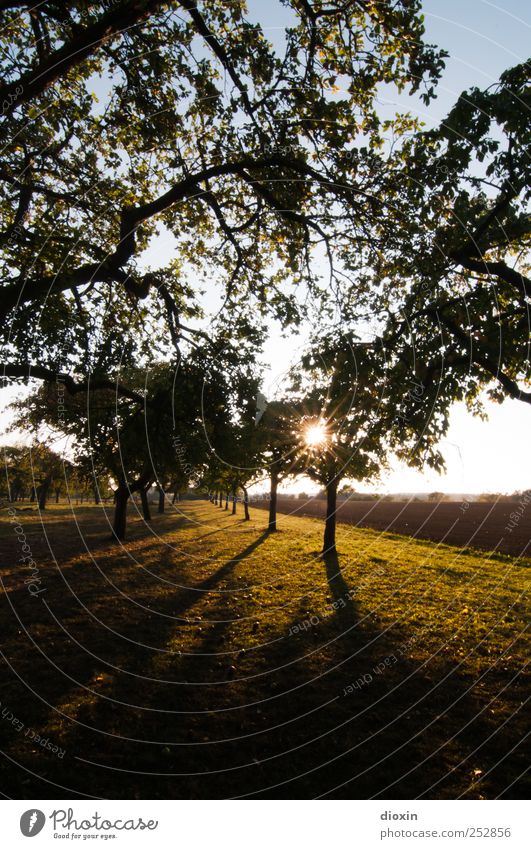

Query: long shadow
[
  {"left": 168, "top": 531, "right": 270, "bottom": 620},
  {"left": 180, "top": 548, "right": 526, "bottom": 801},
  {"left": 223, "top": 594, "right": 526, "bottom": 801},
  {"left": 0, "top": 525, "right": 271, "bottom": 798},
  {"left": 0, "top": 527, "right": 270, "bottom": 684},
  {"left": 187, "top": 519, "right": 249, "bottom": 544},
  {"left": 0, "top": 503, "right": 195, "bottom": 577},
  {"left": 1, "top": 519, "right": 526, "bottom": 801}
]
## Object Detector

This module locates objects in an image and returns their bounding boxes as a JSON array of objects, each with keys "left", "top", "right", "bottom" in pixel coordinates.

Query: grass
[{"left": 0, "top": 498, "right": 528, "bottom": 799}]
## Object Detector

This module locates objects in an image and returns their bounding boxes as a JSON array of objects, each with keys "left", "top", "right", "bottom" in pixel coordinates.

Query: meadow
[{"left": 0, "top": 499, "right": 528, "bottom": 799}]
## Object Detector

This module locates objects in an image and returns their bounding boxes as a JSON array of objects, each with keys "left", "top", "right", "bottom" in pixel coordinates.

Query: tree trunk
[
  {"left": 93, "top": 485, "right": 100, "bottom": 505},
  {"left": 268, "top": 466, "right": 278, "bottom": 532},
  {"left": 243, "top": 486, "right": 250, "bottom": 521},
  {"left": 30, "top": 486, "right": 36, "bottom": 503},
  {"left": 219, "top": 490, "right": 224, "bottom": 508},
  {"left": 55, "top": 489, "right": 60, "bottom": 503},
  {"left": 140, "top": 487, "right": 151, "bottom": 521},
  {"left": 231, "top": 490, "right": 237, "bottom": 514},
  {"left": 323, "top": 477, "right": 338, "bottom": 554},
  {"left": 224, "top": 492, "right": 229, "bottom": 510},
  {"left": 158, "top": 486, "right": 165, "bottom": 514},
  {"left": 172, "top": 491, "right": 177, "bottom": 504},
  {"left": 37, "top": 476, "right": 51, "bottom": 510},
  {"left": 113, "top": 485, "right": 129, "bottom": 540}
]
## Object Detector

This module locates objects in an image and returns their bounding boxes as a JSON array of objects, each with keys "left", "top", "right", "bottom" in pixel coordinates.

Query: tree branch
[
  {"left": 454, "top": 255, "right": 531, "bottom": 299},
  {"left": 0, "top": 0, "right": 169, "bottom": 118},
  {"left": 434, "top": 310, "right": 531, "bottom": 404},
  {"left": 1, "top": 363, "right": 146, "bottom": 404},
  {"left": 1, "top": 153, "right": 347, "bottom": 317},
  {"left": 177, "top": 0, "right": 255, "bottom": 117}
]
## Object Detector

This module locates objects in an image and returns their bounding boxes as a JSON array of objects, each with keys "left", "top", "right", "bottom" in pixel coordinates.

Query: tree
[
  {"left": 355, "top": 63, "right": 530, "bottom": 419},
  {"left": 17, "top": 341, "right": 257, "bottom": 538},
  {"left": 1, "top": 445, "right": 32, "bottom": 503},
  {"left": 276, "top": 64, "right": 529, "bottom": 524},
  {"left": 257, "top": 400, "right": 301, "bottom": 532},
  {"left": 290, "top": 333, "right": 446, "bottom": 553},
  {"left": 201, "top": 367, "right": 268, "bottom": 520},
  {"left": 289, "top": 344, "right": 382, "bottom": 553},
  {"left": 428, "top": 492, "right": 446, "bottom": 503},
  {"left": 15, "top": 383, "right": 151, "bottom": 535},
  {"left": 0, "top": 1, "right": 445, "bottom": 403},
  {"left": 1, "top": 442, "right": 68, "bottom": 510}
]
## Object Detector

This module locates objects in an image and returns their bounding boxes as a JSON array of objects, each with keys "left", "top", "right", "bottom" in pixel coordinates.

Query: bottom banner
[{"left": 0, "top": 799, "right": 527, "bottom": 848}]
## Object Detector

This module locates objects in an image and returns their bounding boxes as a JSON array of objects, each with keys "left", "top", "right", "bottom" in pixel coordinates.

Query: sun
[{"left": 303, "top": 421, "right": 328, "bottom": 447}]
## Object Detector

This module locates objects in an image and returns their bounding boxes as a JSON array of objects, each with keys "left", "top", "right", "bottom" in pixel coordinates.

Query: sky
[
  {"left": 1, "top": 1, "right": 529, "bottom": 495},
  {"left": 256, "top": 0, "right": 531, "bottom": 495}
]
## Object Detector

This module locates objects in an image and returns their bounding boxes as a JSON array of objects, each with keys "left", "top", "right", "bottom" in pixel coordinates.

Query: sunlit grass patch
[{"left": 0, "top": 500, "right": 528, "bottom": 799}]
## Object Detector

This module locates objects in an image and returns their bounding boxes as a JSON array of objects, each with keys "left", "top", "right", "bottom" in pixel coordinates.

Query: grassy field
[{"left": 0, "top": 498, "right": 528, "bottom": 799}]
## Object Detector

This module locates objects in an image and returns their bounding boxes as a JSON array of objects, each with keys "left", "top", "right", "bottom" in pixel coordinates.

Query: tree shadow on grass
[
  {"left": 187, "top": 518, "right": 249, "bottom": 544},
  {"left": 0, "top": 520, "right": 527, "bottom": 801},
  {"left": 171, "top": 530, "right": 270, "bottom": 609},
  {"left": 0, "top": 522, "right": 270, "bottom": 798},
  {"left": 200, "top": 550, "right": 529, "bottom": 801}
]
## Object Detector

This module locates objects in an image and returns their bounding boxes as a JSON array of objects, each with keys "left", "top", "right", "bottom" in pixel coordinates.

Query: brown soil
[{"left": 253, "top": 498, "right": 530, "bottom": 558}]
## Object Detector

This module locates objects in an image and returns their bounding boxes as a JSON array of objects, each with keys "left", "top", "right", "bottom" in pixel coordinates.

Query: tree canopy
[
  {"left": 1, "top": 0, "right": 445, "bottom": 395},
  {"left": 0, "top": 2, "right": 528, "bottom": 551}
]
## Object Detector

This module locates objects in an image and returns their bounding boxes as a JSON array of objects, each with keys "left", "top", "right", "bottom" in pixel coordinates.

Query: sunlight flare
[{"left": 303, "top": 420, "right": 329, "bottom": 448}]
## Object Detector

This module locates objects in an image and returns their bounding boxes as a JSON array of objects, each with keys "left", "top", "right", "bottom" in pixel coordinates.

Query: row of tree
[
  {"left": 1, "top": 2, "right": 529, "bottom": 556},
  {"left": 0, "top": 443, "right": 112, "bottom": 509},
  {"left": 5, "top": 332, "right": 450, "bottom": 552}
]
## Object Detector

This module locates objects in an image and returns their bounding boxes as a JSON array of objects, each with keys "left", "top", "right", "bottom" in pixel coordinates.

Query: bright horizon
[{"left": 255, "top": 334, "right": 531, "bottom": 497}]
